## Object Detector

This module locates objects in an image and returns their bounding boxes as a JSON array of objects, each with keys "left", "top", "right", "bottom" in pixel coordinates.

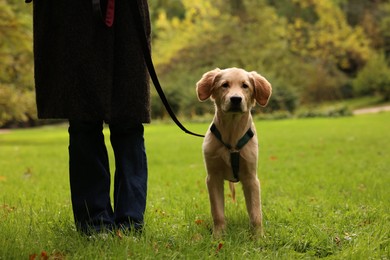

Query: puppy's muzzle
[
  {"left": 230, "top": 96, "right": 242, "bottom": 105},
  {"left": 229, "top": 96, "right": 243, "bottom": 112}
]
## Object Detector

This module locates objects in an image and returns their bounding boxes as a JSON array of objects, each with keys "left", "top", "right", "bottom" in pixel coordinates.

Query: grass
[{"left": 0, "top": 112, "right": 389, "bottom": 259}]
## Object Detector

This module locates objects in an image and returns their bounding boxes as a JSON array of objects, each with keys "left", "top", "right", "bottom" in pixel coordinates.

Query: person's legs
[
  {"left": 68, "top": 120, "right": 114, "bottom": 234},
  {"left": 109, "top": 122, "right": 148, "bottom": 231}
]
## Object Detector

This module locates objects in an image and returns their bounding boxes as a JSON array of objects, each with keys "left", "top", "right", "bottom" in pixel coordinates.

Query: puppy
[{"left": 196, "top": 67, "right": 272, "bottom": 237}]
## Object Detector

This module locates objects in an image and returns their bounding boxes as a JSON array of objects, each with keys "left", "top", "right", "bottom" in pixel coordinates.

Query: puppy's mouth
[
  {"left": 227, "top": 104, "right": 244, "bottom": 113},
  {"left": 225, "top": 96, "right": 245, "bottom": 113}
]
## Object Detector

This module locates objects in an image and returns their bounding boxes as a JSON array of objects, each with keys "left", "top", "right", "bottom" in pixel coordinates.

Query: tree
[
  {"left": 286, "top": 0, "right": 372, "bottom": 102},
  {"left": 0, "top": 0, "right": 35, "bottom": 127},
  {"left": 1, "top": 0, "right": 385, "bottom": 125},
  {"left": 152, "top": 0, "right": 302, "bottom": 116},
  {"left": 353, "top": 53, "right": 390, "bottom": 101},
  {"left": 340, "top": 0, "right": 389, "bottom": 51}
]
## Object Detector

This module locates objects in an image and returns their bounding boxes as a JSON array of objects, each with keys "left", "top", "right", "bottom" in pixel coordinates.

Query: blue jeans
[{"left": 68, "top": 120, "right": 147, "bottom": 234}]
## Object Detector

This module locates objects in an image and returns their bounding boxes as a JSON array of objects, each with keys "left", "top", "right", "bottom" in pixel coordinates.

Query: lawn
[{"left": 0, "top": 113, "right": 389, "bottom": 259}]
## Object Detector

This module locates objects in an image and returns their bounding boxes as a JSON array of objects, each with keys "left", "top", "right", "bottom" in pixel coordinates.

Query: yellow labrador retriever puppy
[{"left": 196, "top": 67, "right": 272, "bottom": 237}]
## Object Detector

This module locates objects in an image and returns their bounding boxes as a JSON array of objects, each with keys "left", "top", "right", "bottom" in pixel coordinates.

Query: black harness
[{"left": 210, "top": 123, "right": 254, "bottom": 182}]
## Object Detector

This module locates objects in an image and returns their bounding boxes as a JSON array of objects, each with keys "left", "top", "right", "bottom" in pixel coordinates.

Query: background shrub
[{"left": 353, "top": 53, "right": 390, "bottom": 101}]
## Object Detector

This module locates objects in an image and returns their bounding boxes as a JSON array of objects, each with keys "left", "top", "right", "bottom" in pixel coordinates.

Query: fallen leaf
[
  {"left": 50, "top": 251, "right": 67, "bottom": 260},
  {"left": 334, "top": 236, "right": 341, "bottom": 246},
  {"left": 195, "top": 219, "right": 204, "bottom": 225},
  {"left": 1, "top": 204, "right": 16, "bottom": 213},
  {"left": 23, "top": 168, "right": 33, "bottom": 179},
  {"left": 344, "top": 232, "right": 357, "bottom": 241},
  {"left": 40, "top": 251, "right": 48, "bottom": 260},
  {"left": 0, "top": 176, "right": 6, "bottom": 182},
  {"left": 216, "top": 242, "right": 223, "bottom": 253},
  {"left": 116, "top": 230, "right": 124, "bottom": 240},
  {"left": 153, "top": 242, "right": 159, "bottom": 254},
  {"left": 191, "top": 233, "right": 203, "bottom": 242}
]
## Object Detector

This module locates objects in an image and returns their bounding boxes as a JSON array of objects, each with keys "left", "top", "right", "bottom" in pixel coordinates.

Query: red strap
[{"left": 105, "top": 0, "right": 115, "bottom": 27}]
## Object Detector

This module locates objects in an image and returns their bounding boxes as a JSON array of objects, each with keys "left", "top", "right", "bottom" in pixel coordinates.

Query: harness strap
[
  {"left": 237, "top": 128, "right": 254, "bottom": 149},
  {"left": 210, "top": 123, "right": 254, "bottom": 181},
  {"left": 210, "top": 124, "right": 232, "bottom": 150},
  {"left": 230, "top": 152, "right": 240, "bottom": 181}
]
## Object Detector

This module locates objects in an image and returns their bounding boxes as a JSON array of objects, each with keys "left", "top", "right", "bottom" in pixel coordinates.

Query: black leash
[{"left": 129, "top": 0, "right": 204, "bottom": 138}]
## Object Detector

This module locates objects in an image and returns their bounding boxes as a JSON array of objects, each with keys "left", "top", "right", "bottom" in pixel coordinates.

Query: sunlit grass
[{"left": 0, "top": 113, "right": 389, "bottom": 259}]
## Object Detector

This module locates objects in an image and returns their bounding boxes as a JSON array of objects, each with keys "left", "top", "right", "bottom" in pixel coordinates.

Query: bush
[
  {"left": 266, "top": 82, "right": 299, "bottom": 113},
  {"left": 353, "top": 53, "right": 390, "bottom": 101},
  {"left": 0, "top": 85, "right": 37, "bottom": 127},
  {"left": 296, "top": 106, "right": 352, "bottom": 118},
  {"left": 254, "top": 110, "right": 293, "bottom": 120}
]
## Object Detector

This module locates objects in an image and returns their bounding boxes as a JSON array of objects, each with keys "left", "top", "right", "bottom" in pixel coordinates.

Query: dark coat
[{"left": 33, "top": 0, "right": 151, "bottom": 123}]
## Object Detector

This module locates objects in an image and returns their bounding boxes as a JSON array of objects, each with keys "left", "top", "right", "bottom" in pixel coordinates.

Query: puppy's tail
[{"left": 229, "top": 182, "right": 236, "bottom": 203}]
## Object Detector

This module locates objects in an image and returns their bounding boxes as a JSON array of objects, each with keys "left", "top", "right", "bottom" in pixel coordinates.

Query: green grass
[{"left": 0, "top": 113, "right": 389, "bottom": 259}]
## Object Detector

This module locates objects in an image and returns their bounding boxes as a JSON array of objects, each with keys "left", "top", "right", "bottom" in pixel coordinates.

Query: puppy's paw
[
  {"left": 212, "top": 225, "right": 226, "bottom": 239},
  {"left": 251, "top": 226, "right": 265, "bottom": 239}
]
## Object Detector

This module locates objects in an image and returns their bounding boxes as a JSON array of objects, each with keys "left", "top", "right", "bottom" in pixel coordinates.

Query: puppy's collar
[{"left": 210, "top": 123, "right": 254, "bottom": 182}]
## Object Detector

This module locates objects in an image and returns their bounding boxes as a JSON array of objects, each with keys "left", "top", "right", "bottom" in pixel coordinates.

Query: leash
[
  {"left": 130, "top": 1, "right": 205, "bottom": 138},
  {"left": 93, "top": 0, "right": 204, "bottom": 137},
  {"left": 210, "top": 123, "right": 254, "bottom": 182}
]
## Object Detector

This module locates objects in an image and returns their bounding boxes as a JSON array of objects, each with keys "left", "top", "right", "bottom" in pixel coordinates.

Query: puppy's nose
[{"left": 230, "top": 96, "right": 242, "bottom": 105}]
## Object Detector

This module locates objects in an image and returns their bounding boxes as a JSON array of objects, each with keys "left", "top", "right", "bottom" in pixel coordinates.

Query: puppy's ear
[
  {"left": 196, "top": 68, "right": 221, "bottom": 101},
  {"left": 250, "top": 71, "right": 272, "bottom": 107}
]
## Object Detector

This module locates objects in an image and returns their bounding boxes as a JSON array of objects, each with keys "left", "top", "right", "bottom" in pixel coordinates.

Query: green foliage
[
  {"left": 263, "top": 80, "right": 298, "bottom": 113},
  {"left": 296, "top": 105, "right": 352, "bottom": 118},
  {"left": 0, "top": 85, "right": 36, "bottom": 126},
  {"left": 1, "top": 0, "right": 390, "bottom": 126},
  {"left": 292, "top": 0, "right": 371, "bottom": 70},
  {"left": 0, "top": 114, "right": 389, "bottom": 258},
  {"left": 379, "top": 2, "right": 390, "bottom": 57},
  {"left": 285, "top": 1, "right": 372, "bottom": 102},
  {"left": 353, "top": 53, "right": 390, "bottom": 101},
  {"left": 153, "top": 0, "right": 301, "bottom": 117},
  {"left": 0, "top": 0, "right": 35, "bottom": 126},
  {"left": 151, "top": 0, "right": 378, "bottom": 117}
]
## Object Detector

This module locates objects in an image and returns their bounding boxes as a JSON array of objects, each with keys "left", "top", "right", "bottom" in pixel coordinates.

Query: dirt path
[
  {"left": 353, "top": 105, "right": 390, "bottom": 115},
  {"left": 0, "top": 129, "right": 10, "bottom": 134}
]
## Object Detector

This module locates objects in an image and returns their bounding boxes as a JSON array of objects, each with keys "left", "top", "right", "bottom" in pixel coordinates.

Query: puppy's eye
[
  {"left": 242, "top": 83, "right": 249, "bottom": 89},
  {"left": 221, "top": 83, "right": 229, "bottom": 88}
]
